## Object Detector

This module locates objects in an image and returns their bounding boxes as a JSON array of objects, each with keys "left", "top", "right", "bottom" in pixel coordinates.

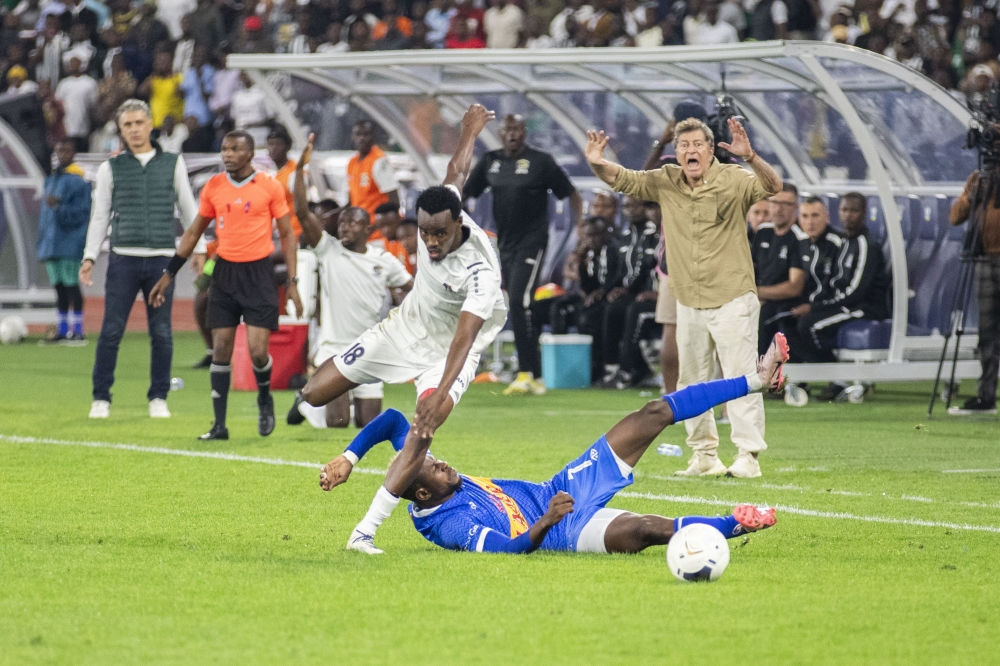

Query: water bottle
[
  {"left": 657, "top": 443, "right": 683, "bottom": 456},
  {"left": 170, "top": 377, "right": 185, "bottom": 391}
]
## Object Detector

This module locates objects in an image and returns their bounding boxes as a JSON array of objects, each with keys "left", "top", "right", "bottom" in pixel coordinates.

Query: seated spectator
[
  {"left": 425, "top": 0, "right": 456, "bottom": 47},
  {"left": 788, "top": 196, "right": 843, "bottom": 361},
  {"left": 794, "top": 192, "right": 890, "bottom": 365},
  {"left": 1, "top": 66, "right": 38, "bottom": 99},
  {"left": 317, "top": 21, "right": 348, "bottom": 52},
  {"left": 54, "top": 56, "right": 98, "bottom": 152},
  {"left": 138, "top": 50, "right": 183, "bottom": 129},
  {"left": 751, "top": 182, "right": 807, "bottom": 356},
  {"left": 535, "top": 216, "right": 623, "bottom": 382},
  {"left": 748, "top": 0, "right": 788, "bottom": 40},
  {"left": 445, "top": 13, "right": 485, "bottom": 47},
  {"left": 589, "top": 189, "right": 619, "bottom": 228},
  {"left": 689, "top": 0, "right": 739, "bottom": 44},
  {"left": 347, "top": 18, "right": 373, "bottom": 51},
  {"left": 601, "top": 195, "right": 660, "bottom": 389},
  {"left": 484, "top": 0, "right": 523, "bottom": 48},
  {"left": 373, "top": 0, "right": 413, "bottom": 49}
]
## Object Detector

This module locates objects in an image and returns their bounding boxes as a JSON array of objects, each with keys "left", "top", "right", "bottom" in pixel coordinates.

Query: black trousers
[
  {"left": 618, "top": 299, "right": 660, "bottom": 377},
  {"left": 602, "top": 295, "right": 633, "bottom": 366},
  {"left": 500, "top": 245, "right": 546, "bottom": 377},
  {"left": 975, "top": 257, "right": 1000, "bottom": 403},
  {"left": 795, "top": 305, "right": 866, "bottom": 363}
]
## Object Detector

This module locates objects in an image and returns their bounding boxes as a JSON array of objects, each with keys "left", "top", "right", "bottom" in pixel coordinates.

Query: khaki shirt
[{"left": 613, "top": 159, "right": 773, "bottom": 309}]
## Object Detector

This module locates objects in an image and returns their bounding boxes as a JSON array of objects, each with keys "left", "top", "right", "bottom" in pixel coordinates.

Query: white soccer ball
[
  {"left": 0, "top": 315, "right": 27, "bottom": 345},
  {"left": 666, "top": 523, "right": 730, "bottom": 582}
]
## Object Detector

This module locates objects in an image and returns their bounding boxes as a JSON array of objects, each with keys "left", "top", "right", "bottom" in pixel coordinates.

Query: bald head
[{"left": 501, "top": 114, "right": 527, "bottom": 156}]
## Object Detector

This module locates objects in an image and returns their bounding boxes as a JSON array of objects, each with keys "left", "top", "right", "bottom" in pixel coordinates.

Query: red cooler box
[{"left": 232, "top": 318, "right": 309, "bottom": 391}]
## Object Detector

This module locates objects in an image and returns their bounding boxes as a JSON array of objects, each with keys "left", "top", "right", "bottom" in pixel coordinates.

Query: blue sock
[
  {"left": 674, "top": 515, "right": 742, "bottom": 539},
  {"left": 663, "top": 377, "right": 749, "bottom": 423},
  {"left": 57, "top": 312, "right": 69, "bottom": 337},
  {"left": 72, "top": 311, "right": 84, "bottom": 335},
  {"left": 345, "top": 408, "right": 411, "bottom": 460}
]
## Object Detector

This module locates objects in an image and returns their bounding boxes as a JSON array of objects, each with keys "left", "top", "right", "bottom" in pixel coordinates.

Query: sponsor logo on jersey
[
  {"left": 515, "top": 159, "right": 530, "bottom": 175},
  {"left": 360, "top": 173, "right": 371, "bottom": 187},
  {"left": 465, "top": 476, "right": 530, "bottom": 537},
  {"left": 489, "top": 160, "right": 501, "bottom": 174},
  {"left": 779, "top": 246, "right": 788, "bottom": 259},
  {"left": 590, "top": 448, "right": 599, "bottom": 461},
  {"left": 373, "top": 265, "right": 383, "bottom": 276}
]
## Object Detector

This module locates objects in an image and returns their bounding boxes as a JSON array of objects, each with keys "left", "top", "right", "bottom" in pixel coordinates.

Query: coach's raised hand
[
  {"left": 320, "top": 455, "right": 354, "bottom": 491},
  {"left": 585, "top": 130, "right": 621, "bottom": 186}
]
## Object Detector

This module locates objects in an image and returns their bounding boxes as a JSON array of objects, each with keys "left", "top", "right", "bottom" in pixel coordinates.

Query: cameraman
[{"left": 948, "top": 170, "right": 1000, "bottom": 415}]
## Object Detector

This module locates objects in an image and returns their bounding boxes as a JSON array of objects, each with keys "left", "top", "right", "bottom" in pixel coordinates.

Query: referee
[
  {"left": 463, "top": 114, "right": 582, "bottom": 396},
  {"left": 149, "top": 130, "right": 302, "bottom": 440}
]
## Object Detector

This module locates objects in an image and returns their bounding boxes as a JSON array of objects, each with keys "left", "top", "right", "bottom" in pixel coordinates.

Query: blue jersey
[{"left": 409, "top": 436, "right": 633, "bottom": 553}]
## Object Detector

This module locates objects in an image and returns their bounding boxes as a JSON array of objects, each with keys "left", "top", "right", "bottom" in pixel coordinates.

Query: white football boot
[{"left": 346, "top": 529, "right": 384, "bottom": 555}]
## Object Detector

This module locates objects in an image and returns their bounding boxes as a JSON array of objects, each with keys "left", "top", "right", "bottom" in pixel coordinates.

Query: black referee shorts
[{"left": 207, "top": 256, "right": 280, "bottom": 331}]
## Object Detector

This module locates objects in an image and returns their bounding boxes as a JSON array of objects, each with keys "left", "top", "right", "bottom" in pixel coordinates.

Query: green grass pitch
[{"left": 2, "top": 332, "right": 998, "bottom": 665}]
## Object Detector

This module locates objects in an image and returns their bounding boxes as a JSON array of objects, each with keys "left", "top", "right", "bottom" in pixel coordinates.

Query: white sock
[
  {"left": 745, "top": 373, "right": 764, "bottom": 393},
  {"left": 355, "top": 486, "right": 400, "bottom": 536},
  {"left": 298, "top": 401, "right": 328, "bottom": 428}
]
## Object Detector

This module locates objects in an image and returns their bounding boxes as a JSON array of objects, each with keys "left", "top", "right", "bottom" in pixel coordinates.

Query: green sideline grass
[{"left": 1, "top": 332, "right": 998, "bottom": 665}]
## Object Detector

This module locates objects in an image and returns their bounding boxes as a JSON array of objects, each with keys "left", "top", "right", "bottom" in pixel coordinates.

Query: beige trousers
[{"left": 675, "top": 290, "right": 767, "bottom": 455}]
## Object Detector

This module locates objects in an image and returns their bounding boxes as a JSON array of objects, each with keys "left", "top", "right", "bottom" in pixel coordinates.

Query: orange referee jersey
[
  {"left": 347, "top": 145, "right": 396, "bottom": 218},
  {"left": 199, "top": 171, "right": 290, "bottom": 263},
  {"left": 274, "top": 159, "right": 302, "bottom": 237}
]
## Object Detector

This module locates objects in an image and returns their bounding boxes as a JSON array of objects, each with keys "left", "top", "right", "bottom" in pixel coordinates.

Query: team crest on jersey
[
  {"left": 779, "top": 246, "right": 788, "bottom": 260},
  {"left": 590, "top": 448, "right": 599, "bottom": 461},
  {"left": 515, "top": 159, "right": 530, "bottom": 175},
  {"left": 373, "top": 265, "right": 383, "bottom": 277},
  {"left": 489, "top": 160, "right": 501, "bottom": 174},
  {"left": 360, "top": 173, "right": 371, "bottom": 187}
]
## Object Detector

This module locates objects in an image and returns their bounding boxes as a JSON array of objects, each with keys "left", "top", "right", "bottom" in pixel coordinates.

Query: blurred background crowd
[{"left": 0, "top": 0, "right": 998, "bottom": 153}]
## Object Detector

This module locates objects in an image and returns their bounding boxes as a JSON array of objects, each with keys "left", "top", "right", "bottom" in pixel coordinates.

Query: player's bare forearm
[
  {"left": 383, "top": 428, "right": 433, "bottom": 496},
  {"left": 444, "top": 104, "right": 495, "bottom": 191},
  {"left": 177, "top": 215, "right": 212, "bottom": 259},
  {"left": 294, "top": 163, "right": 323, "bottom": 248},
  {"left": 276, "top": 214, "right": 297, "bottom": 281},
  {"left": 585, "top": 129, "right": 622, "bottom": 186},
  {"left": 748, "top": 154, "right": 782, "bottom": 196}
]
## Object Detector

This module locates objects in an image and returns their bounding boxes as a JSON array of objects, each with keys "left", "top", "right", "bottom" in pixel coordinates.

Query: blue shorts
[{"left": 548, "top": 436, "right": 634, "bottom": 551}]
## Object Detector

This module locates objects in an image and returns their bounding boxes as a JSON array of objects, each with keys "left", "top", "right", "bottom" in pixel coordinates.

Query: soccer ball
[
  {"left": 666, "top": 524, "right": 730, "bottom": 582},
  {"left": 0, "top": 315, "right": 27, "bottom": 345}
]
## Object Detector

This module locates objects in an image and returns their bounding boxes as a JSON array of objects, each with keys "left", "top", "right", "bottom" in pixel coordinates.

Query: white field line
[
  {"left": 942, "top": 468, "right": 1000, "bottom": 474},
  {"left": 0, "top": 434, "right": 385, "bottom": 477},
  {"left": 618, "top": 492, "right": 1000, "bottom": 534},
  {"left": 4, "top": 434, "right": 999, "bottom": 533}
]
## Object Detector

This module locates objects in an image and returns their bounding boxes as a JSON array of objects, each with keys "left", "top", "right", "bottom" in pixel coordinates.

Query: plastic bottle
[
  {"left": 170, "top": 377, "right": 185, "bottom": 391},
  {"left": 657, "top": 443, "right": 683, "bottom": 456}
]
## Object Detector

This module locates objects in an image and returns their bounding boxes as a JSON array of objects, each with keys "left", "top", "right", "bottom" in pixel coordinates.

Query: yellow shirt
[
  {"left": 613, "top": 159, "right": 773, "bottom": 309},
  {"left": 149, "top": 74, "right": 183, "bottom": 128}
]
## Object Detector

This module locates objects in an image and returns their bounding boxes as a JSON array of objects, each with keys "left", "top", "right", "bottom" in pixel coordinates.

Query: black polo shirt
[
  {"left": 463, "top": 146, "right": 576, "bottom": 253},
  {"left": 751, "top": 223, "right": 809, "bottom": 312}
]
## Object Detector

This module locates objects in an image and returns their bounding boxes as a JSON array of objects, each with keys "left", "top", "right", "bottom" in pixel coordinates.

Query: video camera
[
  {"left": 966, "top": 81, "right": 1000, "bottom": 170},
  {"left": 707, "top": 93, "right": 746, "bottom": 164}
]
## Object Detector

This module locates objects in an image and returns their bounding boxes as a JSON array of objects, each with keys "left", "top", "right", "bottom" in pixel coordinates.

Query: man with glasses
[{"left": 585, "top": 117, "right": 781, "bottom": 479}]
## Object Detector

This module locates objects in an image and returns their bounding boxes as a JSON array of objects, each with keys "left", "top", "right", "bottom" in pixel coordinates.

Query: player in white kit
[
  {"left": 287, "top": 134, "right": 413, "bottom": 428},
  {"left": 300, "top": 104, "right": 508, "bottom": 554}
]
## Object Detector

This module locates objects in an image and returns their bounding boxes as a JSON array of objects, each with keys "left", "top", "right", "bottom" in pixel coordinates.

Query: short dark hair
[
  {"left": 400, "top": 217, "right": 418, "bottom": 228},
  {"left": 353, "top": 119, "right": 374, "bottom": 131},
  {"left": 316, "top": 198, "right": 339, "bottom": 211},
  {"left": 802, "top": 195, "right": 825, "bottom": 206},
  {"left": 223, "top": 129, "right": 254, "bottom": 151},
  {"left": 374, "top": 202, "right": 399, "bottom": 216},
  {"left": 415, "top": 185, "right": 461, "bottom": 221},
  {"left": 339, "top": 206, "right": 371, "bottom": 224},
  {"left": 842, "top": 191, "right": 866, "bottom": 208},
  {"left": 267, "top": 124, "right": 291, "bottom": 144},
  {"left": 782, "top": 182, "right": 799, "bottom": 198}
]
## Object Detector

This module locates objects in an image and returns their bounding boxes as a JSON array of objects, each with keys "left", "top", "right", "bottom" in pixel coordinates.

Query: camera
[
  {"left": 708, "top": 93, "right": 746, "bottom": 164},
  {"left": 966, "top": 82, "right": 1000, "bottom": 169}
]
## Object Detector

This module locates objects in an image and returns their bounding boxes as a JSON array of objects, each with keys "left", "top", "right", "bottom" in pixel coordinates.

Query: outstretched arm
[
  {"left": 294, "top": 133, "right": 324, "bottom": 249},
  {"left": 717, "top": 117, "right": 781, "bottom": 195},
  {"left": 320, "top": 408, "right": 412, "bottom": 491},
  {"left": 148, "top": 214, "right": 212, "bottom": 307},
  {"left": 585, "top": 129, "right": 623, "bottom": 186},
  {"left": 443, "top": 104, "right": 496, "bottom": 192}
]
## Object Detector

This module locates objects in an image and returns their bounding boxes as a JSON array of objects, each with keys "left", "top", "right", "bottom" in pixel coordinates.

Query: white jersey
[
  {"left": 390, "top": 209, "right": 507, "bottom": 356},
  {"left": 313, "top": 232, "right": 412, "bottom": 363}
]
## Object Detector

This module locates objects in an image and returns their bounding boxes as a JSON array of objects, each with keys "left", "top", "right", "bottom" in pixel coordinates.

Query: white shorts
[
  {"left": 317, "top": 343, "right": 384, "bottom": 400},
  {"left": 332, "top": 320, "right": 480, "bottom": 406},
  {"left": 575, "top": 508, "right": 634, "bottom": 553}
]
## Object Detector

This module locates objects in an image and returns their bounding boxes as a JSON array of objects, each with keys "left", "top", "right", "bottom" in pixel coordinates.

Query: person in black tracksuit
[
  {"left": 796, "top": 214, "right": 890, "bottom": 363},
  {"left": 600, "top": 194, "right": 660, "bottom": 387},
  {"left": 463, "top": 114, "right": 582, "bottom": 387}
]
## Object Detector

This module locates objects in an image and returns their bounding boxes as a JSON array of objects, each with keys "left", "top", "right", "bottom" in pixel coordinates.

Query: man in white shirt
[
  {"left": 79, "top": 99, "right": 205, "bottom": 420},
  {"left": 54, "top": 57, "right": 98, "bottom": 153},
  {"left": 484, "top": 0, "right": 523, "bottom": 48},
  {"left": 550, "top": 0, "right": 593, "bottom": 46},
  {"left": 229, "top": 71, "right": 275, "bottom": 148},
  {"left": 305, "top": 105, "right": 507, "bottom": 554},
  {"left": 691, "top": 0, "right": 739, "bottom": 44},
  {"left": 288, "top": 135, "right": 413, "bottom": 429}
]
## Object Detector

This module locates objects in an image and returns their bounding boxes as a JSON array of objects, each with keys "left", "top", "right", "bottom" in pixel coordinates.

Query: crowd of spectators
[{"left": 0, "top": 0, "right": 998, "bottom": 153}]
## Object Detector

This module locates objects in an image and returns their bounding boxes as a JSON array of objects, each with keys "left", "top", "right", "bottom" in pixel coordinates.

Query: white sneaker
[
  {"left": 346, "top": 529, "right": 384, "bottom": 555},
  {"left": 726, "top": 453, "right": 763, "bottom": 478},
  {"left": 757, "top": 333, "right": 790, "bottom": 391},
  {"left": 89, "top": 400, "right": 110, "bottom": 419},
  {"left": 674, "top": 453, "right": 728, "bottom": 476},
  {"left": 149, "top": 398, "right": 171, "bottom": 418}
]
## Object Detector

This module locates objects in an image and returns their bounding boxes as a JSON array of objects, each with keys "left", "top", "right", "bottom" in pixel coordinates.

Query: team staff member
[
  {"left": 149, "top": 130, "right": 302, "bottom": 441},
  {"left": 463, "top": 113, "right": 583, "bottom": 396},
  {"left": 586, "top": 117, "right": 781, "bottom": 479},
  {"left": 751, "top": 182, "right": 808, "bottom": 356},
  {"left": 347, "top": 119, "right": 400, "bottom": 225},
  {"left": 287, "top": 134, "right": 413, "bottom": 428},
  {"left": 80, "top": 99, "right": 204, "bottom": 421},
  {"left": 267, "top": 125, "right": 302, "bottom": 237}
]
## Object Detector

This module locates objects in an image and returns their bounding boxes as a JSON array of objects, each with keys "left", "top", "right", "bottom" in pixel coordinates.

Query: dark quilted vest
[{"left": 109, "top": 147, "right": 178, "bottom": 250}]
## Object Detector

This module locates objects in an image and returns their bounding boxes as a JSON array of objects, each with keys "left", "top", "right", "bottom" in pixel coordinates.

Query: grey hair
[
  {"left": 115, "top": 99, "right": 152, "bottom": 126},
  {"left": 673, "top": 118, "right": 714, "bottom": 148}
]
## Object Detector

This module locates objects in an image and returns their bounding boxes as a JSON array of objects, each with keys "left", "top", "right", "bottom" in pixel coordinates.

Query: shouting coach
[
  {"left": 463, "top": 113, "right": 582, "bottom": 396},
  {"left": 585, "top": 118, "right": 780, "bottom": 478}
]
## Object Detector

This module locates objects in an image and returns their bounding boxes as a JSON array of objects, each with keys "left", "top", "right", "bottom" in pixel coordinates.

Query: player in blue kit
[{"left": 318, "top": 334, "right": 789, "bottom": 554}]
